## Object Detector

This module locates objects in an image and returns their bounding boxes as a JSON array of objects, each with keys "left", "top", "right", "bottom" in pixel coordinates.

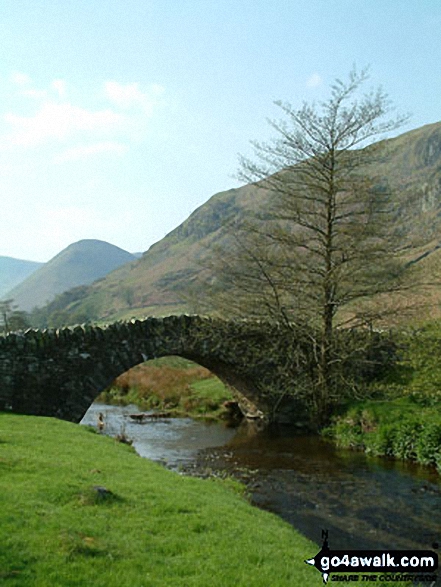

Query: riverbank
[
  {"left": 324, "top": 323, "right": 441, "bottom": 473},
  {"left": 323, "top": 397, "right": 441, "bottom": 473},
  {"left": 0, "top": 411, "right": 317, "bottom": 586},
  {"left": 97, "top": 355, "right": 236, "bottom": 421}
]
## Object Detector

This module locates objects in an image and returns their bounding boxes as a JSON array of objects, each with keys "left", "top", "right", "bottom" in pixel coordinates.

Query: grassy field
[{"left": 0, "top": 412, "right": 318, "bottom": 587}]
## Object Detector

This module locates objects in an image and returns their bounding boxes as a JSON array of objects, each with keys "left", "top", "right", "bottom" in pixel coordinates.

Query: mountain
[
  {"left": 7, "top": 240, "right": 136, "bottom": 312},
  {"left": 32, "top": 184, "right": 261, "bottom": 325},
  {"left": 33, "top": 121, "right": 441, "bottom": 326},
  {"left": 0, "top": 256, "right": 43, "bottom": 299}
]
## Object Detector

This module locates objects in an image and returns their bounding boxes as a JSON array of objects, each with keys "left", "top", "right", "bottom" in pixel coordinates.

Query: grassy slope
[{"left": 0, "top": 412, "right": 317, "bottom": 587}]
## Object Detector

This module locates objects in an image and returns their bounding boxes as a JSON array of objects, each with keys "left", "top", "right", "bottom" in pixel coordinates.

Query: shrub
[
  {"left": 391, "top": 419, "right": 422, "bottom": 461},
  {"left": 331, "top": 419, "right": 363, "bottom": 449},
  {"left": 435, "top": 452, "right": 441, "bottom": 473},
  {"left": 364, "top": 425, "right": 396, "bottom": 457},
  {"left": 359, "top": 408, "right": 377, "bottom": 433},
  {"left": 415, "top": 422, "right": 441, "bottom": 466}
]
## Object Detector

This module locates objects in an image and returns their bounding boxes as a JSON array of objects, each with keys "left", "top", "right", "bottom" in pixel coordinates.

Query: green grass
[{"left": 0, "top": 412, "right": 317, "bottom": 586}]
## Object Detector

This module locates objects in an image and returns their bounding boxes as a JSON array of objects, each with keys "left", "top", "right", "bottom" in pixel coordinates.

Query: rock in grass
[{"left": 93, "top": 485, "right": 113, "bottom": 499}]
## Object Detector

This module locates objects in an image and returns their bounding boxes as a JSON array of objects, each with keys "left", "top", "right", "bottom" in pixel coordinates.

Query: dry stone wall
[{"left": 0, "top": 315, "right": 311, "bottom": 427}]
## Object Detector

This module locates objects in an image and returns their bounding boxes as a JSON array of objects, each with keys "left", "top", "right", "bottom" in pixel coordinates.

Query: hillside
[
  {"left": 33, "top": 121, "right": 441, "bottom": 326},
  {"left": 0, "top": 256, "right": 43, "bottom": 298},
  {"left": 8, "top": 239, "right": 136, "bottom": 312}
]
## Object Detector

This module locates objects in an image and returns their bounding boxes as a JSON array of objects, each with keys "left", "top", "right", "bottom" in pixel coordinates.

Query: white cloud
[
  {"left": 11, "top": 73, "right": 47, "bottom": 99},
  {"left": 1, "top": 75, "right": 164, "bottom": 158},
  {"left": 51, "top": 79, "right": 66, "bottom": 98},
  {"left": 11, "top": 72, "right": 31, "bottom": 86},
  {"left": 21, "top": 88, "right": 48, "bottom": 100},
  {"left": 4, "top": 101, "right": 125, "bottom": 147},
  {"left": 104, "top": 81, "right": 164, "bottom": 113},
  {"left": 306, "top": 73, "right": 323, "bottom": 88},
  {"left": 54, "top": 141, "right": 128, "bottom": 163},
  {"left": 13, "top": 77, "right": 65, "bottom": 101}
]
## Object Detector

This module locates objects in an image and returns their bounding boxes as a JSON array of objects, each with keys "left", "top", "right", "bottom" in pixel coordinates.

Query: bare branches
[{"left": 192, "top": 69, "right": 425, "bottom": 425}]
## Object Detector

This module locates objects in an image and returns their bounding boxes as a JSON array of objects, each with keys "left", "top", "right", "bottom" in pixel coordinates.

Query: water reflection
[
  {"left": 80, "top": 403, "right": 237, "bottom": 468},
  {"left": 81, "top": 404, "right": 441, "bottom": 554},
  {"left": 201, "top": 423, "right": 441, "bottom": 552}
]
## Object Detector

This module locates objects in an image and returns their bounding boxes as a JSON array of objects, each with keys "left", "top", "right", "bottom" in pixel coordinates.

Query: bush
[
  {"left": 331, "top": 419, "right": 364, "bottom": 449},
  {"left": 391, "top": 419, "right": 422, "bottom": 460},
  {"left": 364, "top": 425, "right": 396, "bottom": 457},
  {"left": 435, "top": 452, "right": 441, "bottom": 473},
  {"left": 415, "top": 422, "right": 441, "bottom": 466},
  {"left": 398, "top": 324, "right": 441, "bottom": 405}
]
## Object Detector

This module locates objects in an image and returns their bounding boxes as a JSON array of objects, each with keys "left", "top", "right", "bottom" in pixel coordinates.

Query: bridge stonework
[{"left": 0, "top": 315, "right": 312, "bottom": 428}]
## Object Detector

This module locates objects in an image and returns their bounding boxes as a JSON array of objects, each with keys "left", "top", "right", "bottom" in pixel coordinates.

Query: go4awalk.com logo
[{"left": 305, "top": 531, "right": 439, "bottom": 583}]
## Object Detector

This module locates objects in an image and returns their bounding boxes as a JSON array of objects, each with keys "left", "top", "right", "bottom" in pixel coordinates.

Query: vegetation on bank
[
  {"left": 324, "top": 321, "right": 441, "bottom": 472},
  {"left": 323, "top": 397, "right": 441, "bottom": 471},
  {"left": 0, "top": 412, "right": 317, "bottom": 587},
  {"left": 98, "top": 356, "right": 235, "bottom": 420}
]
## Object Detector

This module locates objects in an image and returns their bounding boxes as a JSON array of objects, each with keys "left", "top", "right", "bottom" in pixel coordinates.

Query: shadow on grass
[
  {"left": 59, "top": 529, "right": 113, "bottom": 561},
  {"left": 0, "top": 544, "right": 37, "bottom": 584}
]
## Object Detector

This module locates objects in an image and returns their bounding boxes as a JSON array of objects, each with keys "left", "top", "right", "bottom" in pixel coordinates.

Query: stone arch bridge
[{"left": 0, "top": 315, "right": 313, "bottom": 428}]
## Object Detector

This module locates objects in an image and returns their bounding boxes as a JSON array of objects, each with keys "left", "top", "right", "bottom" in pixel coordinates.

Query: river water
[{"left": 81, "top": 403, "right": 441, "bottom": 555}]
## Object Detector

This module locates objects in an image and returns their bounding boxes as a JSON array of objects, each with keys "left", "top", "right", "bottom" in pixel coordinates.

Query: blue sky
[{"left": 1, "top": 0, "right": 441, "bottom": 262}]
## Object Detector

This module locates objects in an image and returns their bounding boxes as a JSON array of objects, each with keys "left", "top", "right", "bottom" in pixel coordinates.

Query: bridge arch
[{"left": 0, "top": 315, "right": 312, "bottom": 427}]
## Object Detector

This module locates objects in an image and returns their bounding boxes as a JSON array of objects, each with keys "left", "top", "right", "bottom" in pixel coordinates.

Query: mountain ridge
[
  {"left": 0, "top": 256, "right": 43, "bottom": 299},
  {"left": 7, "top": 239, "right": 136, "bottom": 312},
  {"left": 31, "top": 121, "right": 441, "bottom": 326}
]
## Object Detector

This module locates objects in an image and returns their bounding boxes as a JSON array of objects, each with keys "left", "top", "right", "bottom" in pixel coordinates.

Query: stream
[{"left": 81, "top": 403, "right": 441, "bottom": 555}]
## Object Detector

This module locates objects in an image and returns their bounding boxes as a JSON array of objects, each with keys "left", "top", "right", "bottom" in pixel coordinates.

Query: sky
[{"left": 1, "top": 0, "right": 441, "bottom": 262}]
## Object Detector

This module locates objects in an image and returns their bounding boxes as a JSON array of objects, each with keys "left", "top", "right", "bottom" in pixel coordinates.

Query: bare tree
[{"left": 195, "top": 68, "right": 423, "bottom": 424}]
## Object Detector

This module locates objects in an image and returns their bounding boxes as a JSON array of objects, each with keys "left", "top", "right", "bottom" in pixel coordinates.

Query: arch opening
[{"left": 96, "top": 355, "right": 250, "bottom": 422}]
